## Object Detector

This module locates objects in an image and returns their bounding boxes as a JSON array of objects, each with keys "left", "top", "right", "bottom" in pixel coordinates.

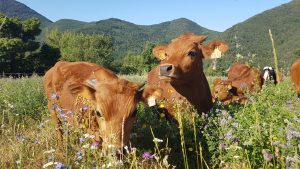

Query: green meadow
[{"left": 0, "top": 75, "right": 299, "bottom": 169}]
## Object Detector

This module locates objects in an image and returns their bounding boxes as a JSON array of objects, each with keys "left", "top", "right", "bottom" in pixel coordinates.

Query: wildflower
[
  {"left": 55, "top": 162, "right": 64, "bottom": 169},
  {"left": 82, "top": 143, "right": 90, "bottom": 149},
  {"left": 33, "top": 139, "right": 39, "bottom": 145},
  {"left": 153, "top": 138, "right": 163, "bottom": 143},
  {"left": 51, "top": 93, "right": 58, "bottom": 99},
  {"left": 91, "top": 141, "right": 100, "bottom": 149},
  {"left": 16, "top": 133, "right": 25, "bottom": 142},
  {"left": 271, "top": 141, "right": 280, "bottom": 146},
  {"left": 227, "top": 115, "right": 232, "bottom": 120},
  {"left": 232, "top": 122, "right": 239, "bottom": 128},
  {"left": 188, "top": 147, "right": 193, "bottom": 151},
  {"left": 79, "top": 137, "right": 84, "bottom": 143},
  {"left": 83, "top": 133, "right": 95, "bottom": 139},
  {"left": 221, "top": 110, "right": 227, "bottom": 115},
  {"left": 7, "top": 103, "right": 14, "bottom": 108},
  {"left": 43, "top": 161, "right": 54, "bottom": 168},
  {"left": 262, "top": 150, "right": 273, "bottom": 162},
  {"left": 107, "top": 162, "right": 113, "bottom": 168},
  {"left": 142, "top": 151, "right": 153, "bottom": 159},
  {"left": 83, "top": 105, "right": 89, "bottom": 111},
  {"left": 76, "top": 151, "right": 84, "bottom": 161},
  {"left": 219, "top": 143, "right": 227, "bottom": 150},
  {"left": 233, "top": 155, "right": 240, "bottom": 159},
  {"left": 159, "top": 103, "right": 165, "bottom": 108},
  {"left": 38, "top": 122, "right": 44, "bottom": 129},
  {"left": 220, "top": 118, "right": 227, "bottom": 126},
  {"left": 225, "top": 131, "right": 234, "bottom": 140}
]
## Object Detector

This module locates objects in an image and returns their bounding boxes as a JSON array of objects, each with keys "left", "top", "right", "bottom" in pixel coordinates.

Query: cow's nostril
[{"left": 166, "top": 65, "right": 173, "bottom": 72}]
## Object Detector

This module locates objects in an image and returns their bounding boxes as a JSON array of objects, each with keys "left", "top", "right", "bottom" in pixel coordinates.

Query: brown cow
[
  {"left": 44, "top": 61, "right": 161, "bottom": 149},
  {"left": 148, "top": 33, "right": 229, "bottom": 118},
  {"left": 212, "top": 63, "right": 263, "bottom": 104},
  {"left": 291, "top": 58, "right": 300, "bottom": 98}
]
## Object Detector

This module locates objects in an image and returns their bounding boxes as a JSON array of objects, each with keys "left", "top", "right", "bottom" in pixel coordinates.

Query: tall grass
[{"left": 0, "top": 76, "right": 299, "bottom": 168}]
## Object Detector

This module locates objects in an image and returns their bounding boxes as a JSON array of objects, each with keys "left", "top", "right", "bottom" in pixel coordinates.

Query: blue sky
[{"left": 17, "top": 0, "right": 292, "bottom": 32}]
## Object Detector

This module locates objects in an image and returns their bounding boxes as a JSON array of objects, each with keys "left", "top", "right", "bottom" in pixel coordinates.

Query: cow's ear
[
  {"left": 200, "top": 40, "right": 229, "bottom": 59},
  {"left": 137, "top": 85, "right": 162, "bottom": 107},
  {"left": 152, "top": 45, "right": 167, "bottom": 61},
  {"left": 85, "top": 79, "right": 98, "bottom": 90}
]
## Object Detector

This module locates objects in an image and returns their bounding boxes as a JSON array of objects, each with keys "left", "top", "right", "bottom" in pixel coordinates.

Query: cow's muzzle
[{"left": 159, "top": 64, "right": 175, "bottom": 78}]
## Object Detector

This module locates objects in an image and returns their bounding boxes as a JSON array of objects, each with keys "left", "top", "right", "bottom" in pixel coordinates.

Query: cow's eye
[{"left": 187, "top": 51, "right": 198, "bottom": 57}]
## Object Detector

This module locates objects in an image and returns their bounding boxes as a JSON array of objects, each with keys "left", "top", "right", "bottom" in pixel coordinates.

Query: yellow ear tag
[
  {"left": 210, "top": 47, "right": 222, "bottom": 59},
  {"left": 227, "top": 85, "right": 232, "bottom": 90},
  {"left": 147, "top": 96, "right": 156, "bottom": 107}
]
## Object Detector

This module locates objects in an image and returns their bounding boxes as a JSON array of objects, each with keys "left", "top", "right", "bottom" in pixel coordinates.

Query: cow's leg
[{"left": 48, "top": 103, "right": 64, "bottom": 144}]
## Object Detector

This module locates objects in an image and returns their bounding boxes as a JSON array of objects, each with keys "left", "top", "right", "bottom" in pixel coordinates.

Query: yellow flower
[
  {"left": 81, "top": 124, "right": 86, "bottom": 129},
  {"left": 159, "top": 103, "right": 165, "bottom": 108},
  {"left": 188, "top": 147, "right": 193, "bottom": 151},
  {"left": 159, "top": 113, "right": 165, "bottom": 118},
  {"left": 173, "top": 104, "right": 177, "bottom": 108},
  {"left": 142, "top": 123, "right": 147, "bottom": 128}
]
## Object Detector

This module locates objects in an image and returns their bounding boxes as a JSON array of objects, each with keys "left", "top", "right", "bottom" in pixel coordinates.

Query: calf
[{"left": 44, "top": 61, "right": 161, "bottom": 148}]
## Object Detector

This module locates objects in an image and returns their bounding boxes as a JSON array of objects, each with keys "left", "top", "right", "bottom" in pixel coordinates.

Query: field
[{"left": 0, "top": 75, "right": 300, "bottom": 169}]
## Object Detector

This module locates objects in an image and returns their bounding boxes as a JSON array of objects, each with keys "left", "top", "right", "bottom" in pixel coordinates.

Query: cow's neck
[{"left": 170, "top": 72, "right": 212, "bottom": 112}]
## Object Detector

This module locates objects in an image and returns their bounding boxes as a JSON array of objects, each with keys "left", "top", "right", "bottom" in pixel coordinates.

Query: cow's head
[
  {"left": 81, "top": 78, "right": 161, "bottom": 149},
  {"left": 262, "top": 66, "right": 277, "bottom": 85},
  {"left": 153, "top": 33, "right": 228, "bottom": 84},
  {"left": 212, "top": 78, "right": 236, "bottom": 102}
]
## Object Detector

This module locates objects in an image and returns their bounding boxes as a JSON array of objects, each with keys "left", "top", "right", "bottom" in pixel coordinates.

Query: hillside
[
  {"left": 220, "top": 0, "right": 300, "bottom": 72},
  {"left": 0, "top": 0, "right": 52, "bottom": 27},
  {"left": 46, "top": 18, "right": 218, "bottom": 57}
]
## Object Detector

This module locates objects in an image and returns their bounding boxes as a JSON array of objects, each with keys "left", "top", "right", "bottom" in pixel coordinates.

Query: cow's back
[
  {"left": 43, "top": 61, "right": 117, "bottom": 111},
  {"left": 291, "top": 58, "right": 300, "bottom": 93}
]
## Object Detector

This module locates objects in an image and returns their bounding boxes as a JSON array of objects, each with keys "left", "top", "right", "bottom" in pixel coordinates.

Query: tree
[
  {"left": 0, "top": 14, "right": 55, "bottom": 74},
  {"left": 46, "top": 29, "right": 114, "bottom": 69}
]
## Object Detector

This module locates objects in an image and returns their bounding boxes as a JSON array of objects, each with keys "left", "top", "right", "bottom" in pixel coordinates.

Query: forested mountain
[
  {"left": 220, "top": 0, "right": 300, "bottom": 72},
  {"left": 2, "top": 0, "right": 300, "bottom": 73},
  {"left": 46, "top": 18, "right": 218, "bottom": 57},
  {"left": 0, "top": 0, "right": 52, "bottom": 27}
]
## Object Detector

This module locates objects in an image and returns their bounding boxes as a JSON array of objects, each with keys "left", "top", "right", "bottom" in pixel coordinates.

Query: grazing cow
[
  {"left": 212, "top": 63, "right": 263, "bottom": 104},
  {"left": 44, "top": 61, "right": 161, "bottom": 148},
  {"left": 262, "top": 66, "right": 277, "bottom": 85},
  {"left": 148, "top": 33, "right": 229, "bottom": 118},
  {"left": 291, "top": 58, "right": 300, "bottom": 98}
]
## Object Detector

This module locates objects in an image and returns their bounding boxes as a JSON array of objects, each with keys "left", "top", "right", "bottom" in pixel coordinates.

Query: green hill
[
  {"left": 0, "top": 0, "right": 52, "bottom": 27},
  {"left": 46, "top": 18, "right": 218, "bottom": 57},
  {"left": 220, "top": 0, "right": 300, "bottom": 72}
]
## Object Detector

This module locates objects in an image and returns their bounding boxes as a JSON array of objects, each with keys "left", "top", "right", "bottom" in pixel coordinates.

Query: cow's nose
[{"left": 160, "top": 64, "right": 174, "bottom": 76}]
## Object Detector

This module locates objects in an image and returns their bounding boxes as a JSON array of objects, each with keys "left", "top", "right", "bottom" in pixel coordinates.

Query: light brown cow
[
  {"left": 148, "top": 32, "right": 229, "bottom": 118},
  {"left": 212, "top": 63, "right": 263, "bottom": 104},
  {"left": 44, "top": 61, "right": 161, "bottom": 149},
  {"left": 291, "top": 58, "right": 300, "bottom": 98}
]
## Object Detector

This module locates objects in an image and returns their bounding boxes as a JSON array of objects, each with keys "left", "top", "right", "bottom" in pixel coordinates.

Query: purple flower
[
  {"left": 220, "top": 118, "right": 227, "bottom": 126},
  {"left": 225, "top": 131, "right": 234, "bottom": 140},
  {"left": 262, "top": 150, "right": 273, "bottom": 162},
  {"left": 79, "top": 137, "right": 85, "bottom": 143},
  {"left": 55, "top": 162, "right": 64, "bottom": 169},
  {"left": 221, "top": 110, "right": 228, "bottom": 115},
  {"left": 16, "top": 133, "right": 25, "bottom": 142},
  {"left": 142, "top": 151, "right": 153, "bottom": 159},
  {"left": 33, "top": 139, "right": 39, "bottom": 144},
  {"left": 219, "top": 143, "right": 227, "bottom": 150},
  {"left": 83, "top": 105, "right": 89, "bottom": 111},
  {"left": 228, "top": 115, "right": 232, "bottom": 120},
  {"left": 232, "top": 122, "right": 239, "bottom": 128},
  {"left": 51, "top": 93, "right": 58, "bottom": 99}
]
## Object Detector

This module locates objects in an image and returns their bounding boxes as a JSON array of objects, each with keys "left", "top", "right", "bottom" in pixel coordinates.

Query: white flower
[
  {"left": 82, "top": 143, "right": 90, "bottom": 148},
  {"left": 153, "top": 138, "right": 163, "bottom": 143},
  {"left": 83, "top": 133, "right": 95, "bottom": 139},
  {"left": 43, "top": 161, "right": 54, "bottom": 168},
  {"left": 107, "top": 162, "right": 112, "bottom": 168},
  {"left": 233, "top": 155, "right": 240, "bottom": 159}
]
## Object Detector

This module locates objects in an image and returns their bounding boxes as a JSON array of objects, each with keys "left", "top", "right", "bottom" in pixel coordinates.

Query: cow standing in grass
[
  {"left": 43, "top": 61, "right": 161, "bottom": 149},
  {"left": 148, "top": 33, "right": 229, "bottom": 118},
  {"left": 291, "top": 58, "right": 300, "bottom": 98}
]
